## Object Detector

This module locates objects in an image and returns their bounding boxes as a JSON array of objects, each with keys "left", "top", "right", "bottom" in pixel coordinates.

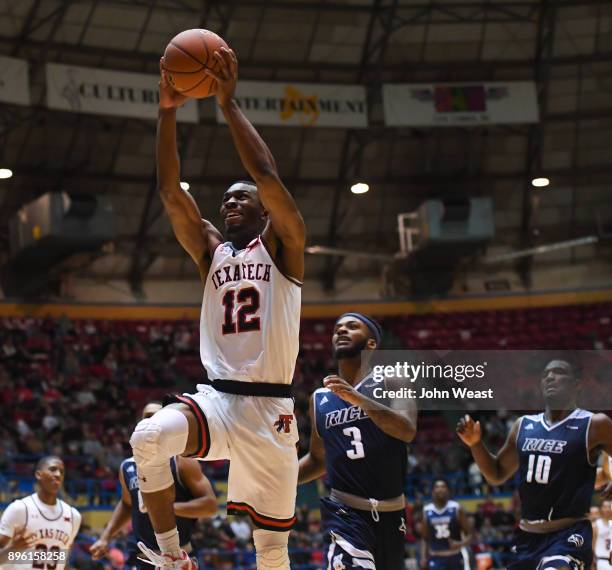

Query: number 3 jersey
[
  {"left": 516, "top": 408, "right": 596, "bottom": 522},
  {"left": 313, "top": 378, "right": 407, "bottom": 500},
  {"left": 200, "top": 236, "right": 301, "bottom": 385}
]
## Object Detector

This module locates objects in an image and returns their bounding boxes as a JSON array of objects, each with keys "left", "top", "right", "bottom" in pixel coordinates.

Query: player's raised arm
[
  {"left": 298, "top": 395, "right": 326, "bottom": 484},
  {"left": 456, "top": 415, "right": 520, "bottom": 486},
  {"left": 173, "top": 457, "right": 217, "bottom": 518},
  {"left": 157, "top": 59, "right": 222, "bottom": 283},
  {"left": 208, "top": 48, "right": 306, "bottom": 282}
]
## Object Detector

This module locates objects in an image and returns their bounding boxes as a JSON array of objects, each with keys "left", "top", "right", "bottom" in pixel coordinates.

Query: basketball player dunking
[
  {"left": 0, "top": 457, "right": 81, "bottom": 570},
  {"left": 129, "top": 47, "right": 305, "bottom": 570},
  {"left": 457, "top": 359, "right": 612, "bottom": 570}
]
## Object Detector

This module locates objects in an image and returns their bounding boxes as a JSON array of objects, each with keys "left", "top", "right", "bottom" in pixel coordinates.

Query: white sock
[{"left": 155, "top": 528, "right": 181, "bottom": 558}]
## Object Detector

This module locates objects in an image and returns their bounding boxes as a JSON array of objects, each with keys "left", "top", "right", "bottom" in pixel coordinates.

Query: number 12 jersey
[{"left": 200, "top": 236, "right": 301, "bottom": 385}]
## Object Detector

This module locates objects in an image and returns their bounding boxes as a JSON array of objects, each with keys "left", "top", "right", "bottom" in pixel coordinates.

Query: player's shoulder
[
  {"left": 519, "top": 412, "right": 542, "bottom": 423},
  {"left": 423, "top": 502, "right": 434, "bottom": 512},
  {"left": 120, "top": 456, "right": 136, "bottom": 469},
  {"left": 313, "top": 387, "right": 333, "bottom": 406},
  {"left": 573, "top": 408, "right": 594, "bottom": 419},
  {"left": 447, "top": 500, "right": 461, "bottom": 510}
]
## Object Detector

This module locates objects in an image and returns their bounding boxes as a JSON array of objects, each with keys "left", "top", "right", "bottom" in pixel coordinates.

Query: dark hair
[
  {"left": 35, "top": 455, "right": 63, "bottom": 472},
  {"left": 541, "top": 355, "right": 582, "bottom": 381},
  {"left": 432, "top": 478, "right": 450, "bottom": 490},
  {"left": 336, "top": 313, "right": 383, "bottom": 347}
]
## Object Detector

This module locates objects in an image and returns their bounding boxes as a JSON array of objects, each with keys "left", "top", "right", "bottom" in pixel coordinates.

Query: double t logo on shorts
[{"left": 274, "top": 414, "right": 294, "bottom": 433}]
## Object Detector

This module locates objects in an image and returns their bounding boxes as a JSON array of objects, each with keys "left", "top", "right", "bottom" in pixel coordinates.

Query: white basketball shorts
[{"left": 173, "top": 384, "right": 299, "bottom": 531}]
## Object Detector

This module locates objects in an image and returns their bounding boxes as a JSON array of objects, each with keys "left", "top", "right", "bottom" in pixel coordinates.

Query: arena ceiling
[{"left": 0, "top": 0, "right": 611, "bottom": 295}]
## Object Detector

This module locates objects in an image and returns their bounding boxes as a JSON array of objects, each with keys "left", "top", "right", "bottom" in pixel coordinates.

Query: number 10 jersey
[
  {"left": 200, "top": 235, "right": 301, "bottom": 385},
  {"left": 516, "top": 408, "right": 596, "bottom": 522}
]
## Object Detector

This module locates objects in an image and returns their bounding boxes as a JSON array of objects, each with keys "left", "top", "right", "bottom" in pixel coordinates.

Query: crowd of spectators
[
  {"left": 1, "top": 303, "right": 611, "bottom": 567},
  {"left": 0, "top": 314, "right": 521, "bottom": 499}
]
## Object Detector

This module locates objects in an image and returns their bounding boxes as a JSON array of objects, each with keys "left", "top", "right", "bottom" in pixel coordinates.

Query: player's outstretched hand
[
  {"left": 323, "top": 375, "right": 363, "bottom": 406},
  {"left": 205, "top": 47, "right": 238, "bottom": 108},
  {"left": 159, "top": 58, "right": 188, "bottom": 110},
  {"left": 456, "top": 414, "right": 482, "bottom": 448},
  {"left": 89, "top": 538, "right": 109, "bottom": 560}
]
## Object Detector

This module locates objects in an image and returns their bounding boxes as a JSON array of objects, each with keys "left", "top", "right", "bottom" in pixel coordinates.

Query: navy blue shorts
[
  {"left": 508, "top": 521, "right": 593, "bottom": 570},
  {"left": 428, "top": 553, "right": 465, "bottom": 570},
  {"left": 320, "top": 497, "right": 406, "bottom": 570}
]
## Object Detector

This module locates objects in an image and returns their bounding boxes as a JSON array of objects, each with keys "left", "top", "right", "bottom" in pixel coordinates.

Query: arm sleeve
[{"left": 0, "top": 501, "right": 27, "bottom": 538}]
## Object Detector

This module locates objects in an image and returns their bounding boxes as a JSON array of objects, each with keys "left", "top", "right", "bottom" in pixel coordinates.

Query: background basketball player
[
  {"left": 299, "top": 312, "right": 417, "bottom": 570},
  {"left": 129, "top": 46, "right": 305, "bottom": 570},
  {"left": 90, "top": 402, "right": 216, "bottom": 568},
  {"left": 421, "top": 479, "right": 471, "bottom": 570},
  {"left": 593, "top": 500, "right": 611, "bottom": 570},
  {"left": 0, "top": 456, "right": 81, "bottom": 570},
  {"left": 457, "top": 359, "right": 612, "bottom": 570}
]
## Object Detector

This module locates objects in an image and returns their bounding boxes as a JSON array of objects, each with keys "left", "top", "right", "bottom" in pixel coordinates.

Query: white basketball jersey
[
  {"left": 200, "top": 236, "right": 301, "bottom": 384},
  {"left": 595, "top": 518, "right": 612, "bottom": 558},
  {"left": 2, "top": 495, "right": 78, "bottom": 570}
]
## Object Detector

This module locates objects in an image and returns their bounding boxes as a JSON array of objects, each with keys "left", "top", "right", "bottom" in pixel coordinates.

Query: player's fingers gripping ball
[{"left": 162, "top": 29, "right": 229, "bottom": 98}]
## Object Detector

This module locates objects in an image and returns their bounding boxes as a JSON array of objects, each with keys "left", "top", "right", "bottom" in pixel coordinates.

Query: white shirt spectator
[{"left": 230, "top": 519, "right": 252, "bottom": 543}]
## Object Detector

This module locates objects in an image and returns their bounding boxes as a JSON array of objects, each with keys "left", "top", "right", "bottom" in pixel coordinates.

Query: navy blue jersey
[
  {"left": 121, "top": 457, "right": 196, "bottom": 550},
  {"left": 424, "top": 501, "right": 462, "bottom": 553},
  {"left": 516, "top": 408, "right": 597, "bottom": 521},
  {"left": 314, "top": 378, "right": 407, "bottom": 500}
]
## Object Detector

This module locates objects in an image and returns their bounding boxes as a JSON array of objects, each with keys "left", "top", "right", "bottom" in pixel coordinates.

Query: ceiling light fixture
[
  {"left": 0, "top": 168, "right": 13, "bottom": 179},
  {"left": 180, "top": 181, "right": 190, "bottom": 190},
  {"left": 351, "top": 182, "right": 369, "bottom": 194},
  {"left": 531, "top": 177, "right": 550, "bottom": 188}
]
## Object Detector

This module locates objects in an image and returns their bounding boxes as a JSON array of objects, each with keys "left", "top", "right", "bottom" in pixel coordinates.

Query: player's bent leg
[
  {"left": 129, "top": 405, "right": 195, "bottom": 562},
  {"left": 253, "top": 529, "right": 290, "bottom": 570},
  {"left": 129, "top": 407, "right": 190, "bottom": 493}
]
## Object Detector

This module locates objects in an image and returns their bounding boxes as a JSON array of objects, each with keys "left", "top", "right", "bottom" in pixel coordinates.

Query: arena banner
[
  {"left": 216, "top": 80, "right": 368, "bottom": 128},
  {"left": 0, "top": 55, "right": 30, "bottom": 106},
  {"left": 45, "top": 63, "right": 198, "bottom": 123},
  {"left": 383, "top": 82, "right": 539, "bottom": 127},
  {"left": 361, "top": 350, "right": 611, "bottom": 411}
]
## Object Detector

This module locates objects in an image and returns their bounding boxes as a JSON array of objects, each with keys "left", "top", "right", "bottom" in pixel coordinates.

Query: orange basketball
[{"left": 162, "top": 29, "right": 229, "bottom": 99}]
